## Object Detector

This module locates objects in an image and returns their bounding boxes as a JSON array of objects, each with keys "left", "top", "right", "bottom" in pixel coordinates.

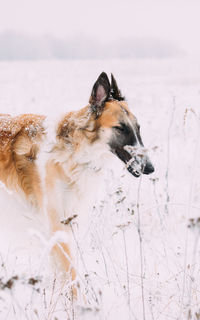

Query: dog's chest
[{"left": 60, "top": 164, "right": 104, "bottom": 218}]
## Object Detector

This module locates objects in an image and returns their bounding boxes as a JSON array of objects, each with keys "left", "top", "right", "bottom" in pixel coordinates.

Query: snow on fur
[{"left": 0, "top": 59, "right": 200, "bottom": 319}]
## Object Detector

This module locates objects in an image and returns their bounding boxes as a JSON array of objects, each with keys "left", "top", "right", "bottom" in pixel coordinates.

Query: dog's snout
[{"left": 143, "top": 160, "right": 154, "bottom": 175}]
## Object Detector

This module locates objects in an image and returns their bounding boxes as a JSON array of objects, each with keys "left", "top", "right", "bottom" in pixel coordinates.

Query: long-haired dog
[{"left": 0, "top": 72, "right": 154, "bottom": 290}]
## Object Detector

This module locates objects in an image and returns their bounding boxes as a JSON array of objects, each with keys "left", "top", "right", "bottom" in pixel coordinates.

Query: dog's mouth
[
  {"left": 126, "top": 155, "right": 145, "bottom": 178},
  {"left": 113, "top": 145, "right": 154, "bottom": 178},
  {"left": 127, "top": 160, "right": 142, "bottom": 177},
  {"left": 112, "top": 146, "right": 143, "bottom": 178}
]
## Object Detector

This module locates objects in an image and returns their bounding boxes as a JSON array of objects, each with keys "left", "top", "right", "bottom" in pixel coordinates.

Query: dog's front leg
[{"left": 45, "top": 161, "right": 76, "bottom": 294}]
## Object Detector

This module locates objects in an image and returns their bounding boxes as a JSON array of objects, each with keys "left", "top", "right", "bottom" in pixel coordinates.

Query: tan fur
[
  {"left": 56, "top": 101, "right": 133, "bottom": 147},
  {"left": 56, "top": 106, "right": 99, "bottom": 148},
  {"left": 0, "top": 114, "right": 45, "bottom": 208},
  {"left": 97, "top": 101, "right": 133, "bottom": 127}
]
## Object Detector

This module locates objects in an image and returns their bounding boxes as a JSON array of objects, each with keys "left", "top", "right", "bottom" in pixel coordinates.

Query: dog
[{"left": 0, "top": 72, "right": 154, "bottom": 289}]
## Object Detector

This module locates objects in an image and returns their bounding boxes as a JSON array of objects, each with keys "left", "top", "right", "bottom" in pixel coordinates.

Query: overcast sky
[{"left": 0, "top": 0, "right": 199, "bottom": 57}]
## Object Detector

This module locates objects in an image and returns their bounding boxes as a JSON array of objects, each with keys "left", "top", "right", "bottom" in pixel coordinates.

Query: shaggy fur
[
  {"left": 0, "top": 114, "right": 45, "bottom": 208},
  {"left": 0, "top": 73, "right": 154, "bottom": 290}
]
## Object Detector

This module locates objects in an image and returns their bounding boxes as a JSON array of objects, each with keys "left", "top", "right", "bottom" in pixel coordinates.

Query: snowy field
[{"left": 0, "top": 58, "right": 200, "bottom": 319}]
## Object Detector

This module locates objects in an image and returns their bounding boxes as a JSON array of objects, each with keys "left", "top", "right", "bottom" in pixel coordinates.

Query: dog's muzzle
[{"left": 124, "top": 146, "right": 154, "bottom": 177}]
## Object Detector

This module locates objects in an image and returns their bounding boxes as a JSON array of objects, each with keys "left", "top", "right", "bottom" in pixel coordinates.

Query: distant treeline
[{"left": 0, "top": 31, "right": 183, "bottom": 60}]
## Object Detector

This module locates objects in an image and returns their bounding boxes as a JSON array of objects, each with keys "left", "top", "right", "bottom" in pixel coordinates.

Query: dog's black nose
[{"left": 143, "top": 161, "right": 154, "bottom": 175}]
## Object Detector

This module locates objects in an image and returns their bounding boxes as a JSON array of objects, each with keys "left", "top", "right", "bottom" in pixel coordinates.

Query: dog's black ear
[
  {"left": 89, "top": 72, "right": 110, "bottom": 115},
  {"left": 110, "top": 74, "right": 125, "bottom": 101}
]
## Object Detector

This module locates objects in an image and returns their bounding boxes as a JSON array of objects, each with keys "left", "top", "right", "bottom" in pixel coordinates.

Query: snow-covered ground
[{"left": 0, "top": 58, "right": 200, "bottom": 319}]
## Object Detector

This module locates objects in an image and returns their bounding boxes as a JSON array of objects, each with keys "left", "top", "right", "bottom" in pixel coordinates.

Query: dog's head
[{"left": 88, "top": 72, "right": 154, "bottom": 177}]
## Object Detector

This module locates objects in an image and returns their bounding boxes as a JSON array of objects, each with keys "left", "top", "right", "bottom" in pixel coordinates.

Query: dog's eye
[
  {"left": 113, "top": 125, "right": 125, "bottom": 132},
  {"left": 113, "top": 124, "right": 130, "bottom": 134}
]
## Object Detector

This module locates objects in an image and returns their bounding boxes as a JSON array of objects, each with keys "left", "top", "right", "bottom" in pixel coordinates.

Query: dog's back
[{"left": 0, "top": 114, "right": 46, "bottom": 208}]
